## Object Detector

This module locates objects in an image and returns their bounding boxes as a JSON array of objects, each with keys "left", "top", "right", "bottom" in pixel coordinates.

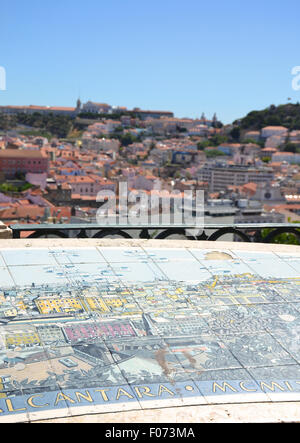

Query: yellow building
[
  {"left": 5, "top": 331, "right": 41, "bottom": 348},
  {"left": 4, "top": 308, "right": 18, "bottom": 317},
  {"left": 35, "top": 297, "right": 83, "bottom": 314},
  {"left": 104, "top": 297, "right": 127, "bottom": 309},
  {"left": 0, "top": 377, "right": 8, "bottom": 398},
  {"left": 15, "top": 299, "right": 27, "bottom": 312},
  {"left": 85, "top": 296, "right": 109, "bottom": 313}
]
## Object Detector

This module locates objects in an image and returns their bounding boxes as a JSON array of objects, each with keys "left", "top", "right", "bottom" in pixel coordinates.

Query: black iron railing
[{"left": 8, "top": 223, "right": 300, "bottom": 243}]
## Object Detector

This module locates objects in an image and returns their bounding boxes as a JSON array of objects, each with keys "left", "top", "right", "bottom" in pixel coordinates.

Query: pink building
[
  {"left": 0, "top": 149, "right": 48, "bottom": 178},
  {"left": 54, "top": 175, "right": 116, "bottom": 197},
  {"left": 63, "top": 321, "right": 137, "bottom": 343}
]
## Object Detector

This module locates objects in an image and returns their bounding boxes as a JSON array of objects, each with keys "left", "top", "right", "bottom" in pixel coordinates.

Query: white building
[
  {"left": 290, "top": 130, "right": 300, "bottom": 142},
  {"left": 81, "top": 101, "right": 112, "bottom": 114},
  {"left": 271, "top": 152, "right": 300, "bottom": 164},
  {"left": 197, "top": 163, "right": 274, "bottom": 192},
  {"left": 261, "top": 126, "right": 288, "bottom": 139}
]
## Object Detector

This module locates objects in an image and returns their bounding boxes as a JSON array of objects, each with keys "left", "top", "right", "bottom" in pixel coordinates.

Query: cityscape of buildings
[{"left": 0, "top": 99, "right": 300, "bottom": 230}]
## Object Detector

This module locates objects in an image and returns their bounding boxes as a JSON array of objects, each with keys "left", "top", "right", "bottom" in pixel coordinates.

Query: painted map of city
[{"left": 0, "top": 245, "right": 300, "bottom": 421}]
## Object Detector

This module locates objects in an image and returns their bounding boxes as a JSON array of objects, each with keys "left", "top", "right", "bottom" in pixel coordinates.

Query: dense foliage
[
  {"left": 0, "top": 112, "right": 73, "bottom": 138},
  {"left": 234, "top": 103, "right": 300, "bottom": 131}
]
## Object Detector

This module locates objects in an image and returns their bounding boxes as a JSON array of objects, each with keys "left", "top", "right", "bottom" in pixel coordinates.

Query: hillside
[
  {"left": 234, "top": 103, "right": 300, "bottom": 131},
  {"left": 0, "top": 112, "right": 74, "bottom": 138}
]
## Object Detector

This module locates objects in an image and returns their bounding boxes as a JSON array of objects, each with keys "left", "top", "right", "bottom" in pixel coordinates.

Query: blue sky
[{"left": 0, "top": 0, "right": 300, "bottom": 123}]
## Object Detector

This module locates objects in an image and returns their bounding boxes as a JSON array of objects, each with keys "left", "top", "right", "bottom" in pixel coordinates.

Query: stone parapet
[{"left": 0, "top": 221, "right": 12, "bottom": 239}]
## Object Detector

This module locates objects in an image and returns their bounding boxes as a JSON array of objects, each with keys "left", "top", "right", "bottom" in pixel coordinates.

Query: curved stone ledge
[{"left": 0, "top": 221, "right": 12, "bottom": 239}]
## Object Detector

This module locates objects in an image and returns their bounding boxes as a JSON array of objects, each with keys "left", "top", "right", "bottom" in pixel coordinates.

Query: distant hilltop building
[
  {"left": 0, "top": 99, "right": 174, "bottom": 119},
  {"left": 0, "top": 99, "right": 82, "bottom": 117},
  {"left": 131, "top": 107, "right": 174, "bottom": 120},
  {"left": 81, "top": 101, "right": 112, "bottom": 114}
]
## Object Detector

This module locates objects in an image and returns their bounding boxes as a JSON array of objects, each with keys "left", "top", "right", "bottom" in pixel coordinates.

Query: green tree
[
  {"left": 261, "top": 221, "right": 300, "bottom": 245},
  {"left": 205, "top": 149, "right": 226, "bottom": 158},
  {"left": 230, "top": 126, "right": 240, "bottom": 141},
  {"left": 282, "top": 142, "right": 297, "bottom": 153}
]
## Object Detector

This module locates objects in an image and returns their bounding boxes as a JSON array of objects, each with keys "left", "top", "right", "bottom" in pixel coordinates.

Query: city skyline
[{"left": 1, "top": 0, "right": 300, "bottom": 124}]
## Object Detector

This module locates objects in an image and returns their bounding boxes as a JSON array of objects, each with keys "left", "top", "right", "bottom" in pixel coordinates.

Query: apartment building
[
  {"left": 197, "top": 163, "right": 274, "bottom": 192},
  {"left": 272, "top": 152, "right": 300, "bottom": 164},
  {"left": 54, "top": 175, "right": 116, "bottom": 197},
  {"left": 0, "top": 149, "right": 49, "bottom": 178}
]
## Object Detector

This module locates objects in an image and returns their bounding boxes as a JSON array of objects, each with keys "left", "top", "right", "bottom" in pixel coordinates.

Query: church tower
[{"left": 76, "top": 98, "right": 82, "bottom": 111}]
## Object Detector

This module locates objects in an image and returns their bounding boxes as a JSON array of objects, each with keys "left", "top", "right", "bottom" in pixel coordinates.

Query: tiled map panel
[{"left": 0, "top": 245, "right": 300, "bottom": 421}]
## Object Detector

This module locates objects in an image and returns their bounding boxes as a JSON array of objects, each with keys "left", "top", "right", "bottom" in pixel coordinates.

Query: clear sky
[{"left": 1, "top": 0, "right": 300, "bottom": 124}]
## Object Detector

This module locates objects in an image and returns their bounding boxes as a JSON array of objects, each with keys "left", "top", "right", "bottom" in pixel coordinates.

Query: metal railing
[{"left": 9, "top": 222, "right": 300, "bottom": 243}]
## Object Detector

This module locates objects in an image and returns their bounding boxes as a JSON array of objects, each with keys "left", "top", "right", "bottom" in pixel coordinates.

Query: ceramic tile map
[{"left": 0, "top": 245, "right": 300, "bottom": 421}]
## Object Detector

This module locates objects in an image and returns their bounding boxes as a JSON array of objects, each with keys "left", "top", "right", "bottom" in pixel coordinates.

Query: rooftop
[{"left": 0, "top": 149, "right": 47, "bottom": 159}]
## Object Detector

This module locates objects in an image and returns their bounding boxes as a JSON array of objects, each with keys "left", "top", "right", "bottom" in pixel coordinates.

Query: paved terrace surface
[{"left": 0, "top": 238, "right": 299, "bottom": 423}]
